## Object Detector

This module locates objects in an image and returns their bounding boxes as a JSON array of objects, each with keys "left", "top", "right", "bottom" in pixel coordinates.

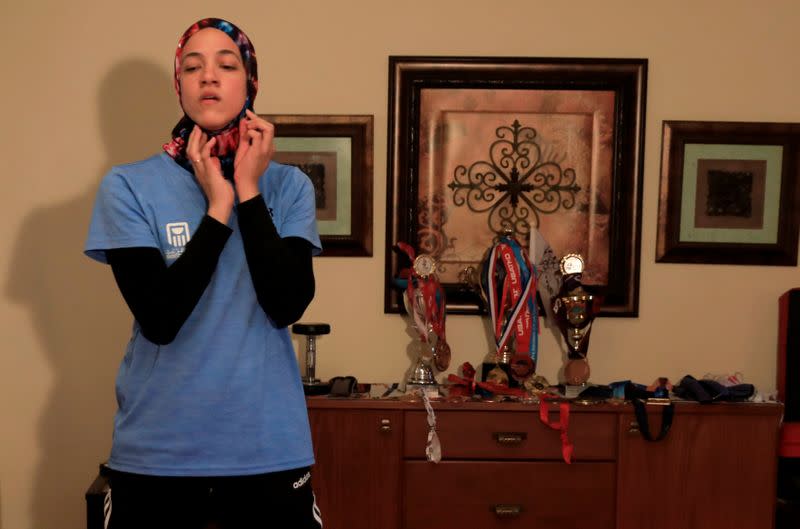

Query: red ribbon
[
  {"left": 538, "top": 396, "right": 574, "bottom": 464},
  {"left": 446, "top": 362, "right": 527, "bottom": 398},
  {"left": 498, "top": 244, "right": 533, "bottom": 355},
  {"left": 395, "top": 243, "right": 446, "bottom": 346},
  {"left": 422, "top": 278, "right": 446, "bottom": 340}
]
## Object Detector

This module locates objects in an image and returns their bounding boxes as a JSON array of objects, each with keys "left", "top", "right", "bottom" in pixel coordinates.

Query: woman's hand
[
  {"left": 234, "top": 110, "right": 275, "bottom": 201},
  {"left": 187, "top": 125, "right": 234, "bottom": 224}
]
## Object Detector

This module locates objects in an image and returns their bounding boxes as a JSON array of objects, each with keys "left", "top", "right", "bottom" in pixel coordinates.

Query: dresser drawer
[
  {"left": 404, "top": 410, "right": 617, "bottom": 460},
  {"left": 404, "top": 461, "right": 615, "bottom": 529}
]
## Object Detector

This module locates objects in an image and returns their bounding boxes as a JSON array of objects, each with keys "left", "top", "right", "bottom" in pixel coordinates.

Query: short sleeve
[
  {"left": 84, "top": 168, "right": 159, "bottom": 264},
  {"left": 279, "top": 168, "right": 322, "bottom": 255}
]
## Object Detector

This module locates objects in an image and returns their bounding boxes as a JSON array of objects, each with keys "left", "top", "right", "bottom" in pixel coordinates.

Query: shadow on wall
[{"left": 5, "top": 59, "right": 176, "bottom": 529}]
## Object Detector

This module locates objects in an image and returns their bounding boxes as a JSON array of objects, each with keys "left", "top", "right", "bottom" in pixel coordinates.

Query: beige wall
[{"left": 2, "top": 1, "right": 798, "bottom": 528}]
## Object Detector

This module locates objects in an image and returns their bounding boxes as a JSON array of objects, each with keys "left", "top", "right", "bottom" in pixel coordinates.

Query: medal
[
  {"left": 433, "top": 340, "right": 451, "bottom": 371},
  {"left": 509, "top": 354, "right": 534, "bottom": 381},
  {"left": 413, "top": 254, "right": 437, "bottom": 278},
  {"left": 524, "top": 374, "right": 551, "bottom": 394},
  {"left": 564, "top": 358, "right": 591, "bottom": 386},
  {"left": 560, "top": 253, "right": 584, "bottom": 276},
  {"left": 486, "top": 365, "right": 510, "bottom": 386}
]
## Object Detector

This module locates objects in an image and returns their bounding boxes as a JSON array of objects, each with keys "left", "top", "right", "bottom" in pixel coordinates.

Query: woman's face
[{"left": 178, "top": 28, "right": 247, "bottom": 131}]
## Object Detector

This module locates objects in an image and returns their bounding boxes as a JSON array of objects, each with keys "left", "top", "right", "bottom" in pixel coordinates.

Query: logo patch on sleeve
[{"left": 165, "top": 221, "right": 191, "bottom": 259}]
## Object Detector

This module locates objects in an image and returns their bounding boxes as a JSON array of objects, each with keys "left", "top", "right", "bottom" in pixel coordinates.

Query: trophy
[
  {"left": 479, "top": 231, "right": 538, "bottom": 388},
  {"left": 551, "top": 254, "right": 601, "bottom": 398},
  {"left": 395, "top": 243, "right": 450, "bottom": 388}
]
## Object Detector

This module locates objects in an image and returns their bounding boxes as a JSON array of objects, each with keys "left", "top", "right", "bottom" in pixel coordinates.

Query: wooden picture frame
[
  {"left": 264, "top": 114, "right": 374, "bottom": 257},
  {"left": 385, "top": 57, "right": 647, "bottom": 316},
  {"left": 656, "top": 121, "right": 800, "bottom": 265}
]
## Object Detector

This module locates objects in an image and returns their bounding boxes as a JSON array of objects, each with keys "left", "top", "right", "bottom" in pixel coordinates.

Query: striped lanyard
[{"left": 483, "top": 236, "right": 539, "bottom": 368}]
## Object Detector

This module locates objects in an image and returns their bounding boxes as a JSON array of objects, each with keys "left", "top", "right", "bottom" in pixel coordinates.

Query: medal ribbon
[
  {"left": 396, "top": 243, "right": 446, "bottom": 346},
  {"left": 446, "top": 372, "right": 527, "bottom": 398},
  {"left": 422, "top": 278, "right": 446, "bottom": 342},
  {"left": 538, "top": 396, "right": 574, "bottom": 464},
  {"left": 511, "top": 241, "right": 539, "bottom": 364},
  {"left": 422, "top": 392, "right": 442, "bottom": 463},
  {"left": 485, "top": 237, "right": 539, "bottom": 368}
]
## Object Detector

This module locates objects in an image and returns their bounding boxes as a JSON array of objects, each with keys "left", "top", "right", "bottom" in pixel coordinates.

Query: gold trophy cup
[{"left": 551, "top": 254, "right": 600, "bottom": 397}]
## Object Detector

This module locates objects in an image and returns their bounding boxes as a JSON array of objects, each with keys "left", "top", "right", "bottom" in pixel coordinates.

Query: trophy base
[
  {"left": 407, "top": 383, "right": 440, "bottom": 400},
  {"left": 562, "top": 384, "right": 586, "bottom": 399},
  {"left": 408, "top": 358, "right": 437, "bottom": 386},
  {"left": 302, "top": 381, "right": 331, "bottom": 396}
]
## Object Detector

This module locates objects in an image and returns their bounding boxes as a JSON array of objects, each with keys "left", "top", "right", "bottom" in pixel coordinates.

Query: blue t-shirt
[{"left": 85, "top": 153, "right": 321, "bottom": 476}]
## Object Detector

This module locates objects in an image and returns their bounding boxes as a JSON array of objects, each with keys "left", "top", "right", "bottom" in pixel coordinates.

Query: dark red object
[
  {"left": 779, "top": 288, "right": 800, "bottom": 456},
  {"left": 447, "top": 362, "right": 526, "bottom": 398}
]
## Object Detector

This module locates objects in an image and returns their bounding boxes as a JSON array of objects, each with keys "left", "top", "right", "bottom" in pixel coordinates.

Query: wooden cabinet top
[{"left": 307, "top": 395, "right": 783, "bottom": 416}]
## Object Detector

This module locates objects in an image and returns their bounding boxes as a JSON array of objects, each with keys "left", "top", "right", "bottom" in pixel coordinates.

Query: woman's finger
[
  {"left": 246, "top": 129, "right": 262, "bottom": 154},
  {"left": 245, "top": 110, "right": 272, "bottom": 132},
  {"left": 244, "top": 122, "right": 264, "bottom": 136},
  {"left": 245, "top": 120, "right": 275, "bottom": 152},
  {"left": 190, "top": 128, "right": 207, "bottom": 168},
  {"left": 239, "top": 118, "right": 273, "bottom": 158},
  {"left": 234, "top": 120, "right": 250, "bottom": 167},
  {"left": 261, "top": 124, "right": 274, "bottom": 156},
  {"left": 186, "top": 125, "right": 201, "bottom": 163},
  {"left": 197, "top": 133, "right": 212, "bottom": 165},
  {"left": 245, "top": 109, "right": 261, "bottom": 124},
  {"left": 201, "top": 136, "right": 217, "bottom": 160}
]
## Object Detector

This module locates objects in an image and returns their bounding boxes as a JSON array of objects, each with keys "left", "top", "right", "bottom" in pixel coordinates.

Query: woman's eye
[
  {"left": 221, "top": 64, "right": 238, "bottom": 70},
  {"left": 183, "top": 65, "right": 199, "bottom": 73}
]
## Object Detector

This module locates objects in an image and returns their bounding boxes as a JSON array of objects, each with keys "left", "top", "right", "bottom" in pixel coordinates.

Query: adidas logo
[{"left": 293, "top": 471, "right": 311, "bottom": 489}]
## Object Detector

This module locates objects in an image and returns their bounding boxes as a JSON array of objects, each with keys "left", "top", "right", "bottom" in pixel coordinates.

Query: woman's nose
[{"left": 200, "top": 66, "right": 219, "bottom": 84}]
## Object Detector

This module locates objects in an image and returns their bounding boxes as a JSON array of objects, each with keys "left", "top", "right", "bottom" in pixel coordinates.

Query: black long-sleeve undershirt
[
  {"left": 236, "top": 195, "right": 315, "bottom": 328},
  {"left": 106, "top": 196, "right": 315, "bottom": 345}
]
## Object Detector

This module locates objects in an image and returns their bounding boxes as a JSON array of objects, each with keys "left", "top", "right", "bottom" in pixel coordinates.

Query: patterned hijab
[{"left": 162, "top": 18, "right": 258, "bottom": 178}]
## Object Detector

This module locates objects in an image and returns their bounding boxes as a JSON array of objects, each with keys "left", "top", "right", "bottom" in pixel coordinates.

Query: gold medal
[
  {"left": 413, "top": 254, "right": 437, "bottom": 278},
  {"left": 524, "top": 374, "right": 551, "bottom": 394},
  {"left": 486, "top": 365, "right": 510, "bottom": 386},
  {"left": 559, "top": 253, "right": 585, "bottom": 276}
]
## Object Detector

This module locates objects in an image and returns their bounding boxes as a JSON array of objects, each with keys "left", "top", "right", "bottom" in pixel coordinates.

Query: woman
[{"left": 85, "top": 18, "right": 322, "bottom": 528}]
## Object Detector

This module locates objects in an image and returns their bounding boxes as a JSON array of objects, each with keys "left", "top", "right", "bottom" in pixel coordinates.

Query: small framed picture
[
  {"left": 263, "top": 114, "right": 374, "bottom": 257},
  {"left": 656, "top": 121, "right": 800, "bottom": 265}
]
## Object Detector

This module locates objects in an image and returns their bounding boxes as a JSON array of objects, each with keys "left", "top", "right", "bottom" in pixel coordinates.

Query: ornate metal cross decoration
[{"left": 447, "top": 120, "right": 581, "bottom": 238}]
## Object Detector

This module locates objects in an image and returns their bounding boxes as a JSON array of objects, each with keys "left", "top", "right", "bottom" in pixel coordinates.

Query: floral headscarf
[{"left": 162, "top": 18, "right": 258, "bottom": 178}]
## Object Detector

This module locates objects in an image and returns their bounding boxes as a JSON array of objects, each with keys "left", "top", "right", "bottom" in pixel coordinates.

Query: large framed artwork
[
  {"left": 656, "top": 121, "right": 800, "bottom": 266},
  {"left": 385, "top": 57, "right": 647, "bottom": 316},
  {"left": 264, "top": 114, "right": 374, "bottom": 257}
]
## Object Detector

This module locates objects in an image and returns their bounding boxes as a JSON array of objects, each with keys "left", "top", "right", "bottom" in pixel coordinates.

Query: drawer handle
[
  {"left": 492, "top": 504, "right": 522, "bottom": 517},
  {"left": 379, "top": 418, "right": 392, "bottom": 433},
  {"left": 628, "top": 420, "right": 640, "bottom": 435},
  {"left": 493, "top": 432, "right": 527, "bottom": 445}
]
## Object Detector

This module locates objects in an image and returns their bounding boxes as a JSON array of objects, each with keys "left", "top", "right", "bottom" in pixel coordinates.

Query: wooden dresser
[{"left": 307, "top": 398, "right": 782, "bottom": 529}]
